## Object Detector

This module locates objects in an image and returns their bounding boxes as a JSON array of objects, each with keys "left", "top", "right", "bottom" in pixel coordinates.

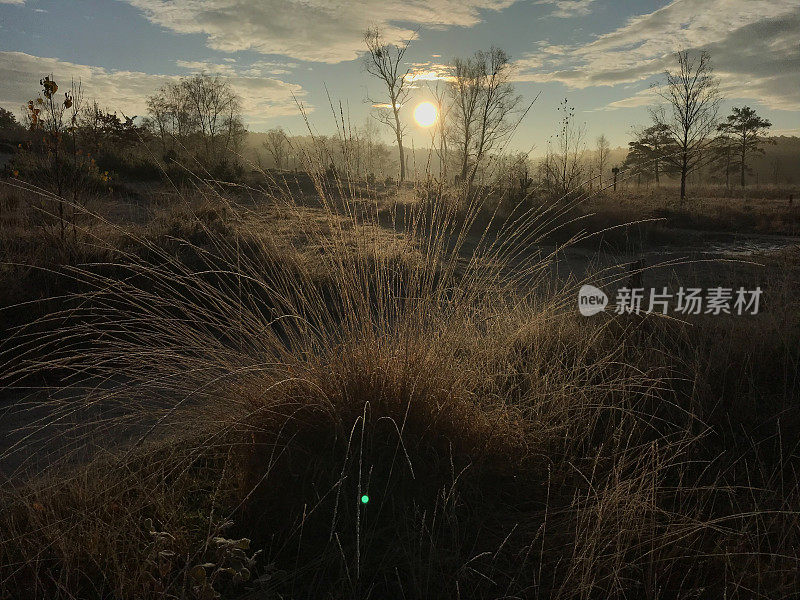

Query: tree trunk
[
  {"left": 397, "top": 138, "right": 406, "bottom": 183},
  {"left": 393, "top": 104, "right": 405, "bottom": 183},
  {"left": 680, "top": 163, "right": 687, "bottom": 204},
  {"left": 680, "top": 135, "right": 689, "bottom": 203},
  {"left": 460, "top": 140, "right": 469, "bottom": 183},
  {"left": 441, "top": 134, "right": 447, "bottom": 183},
  {"left": 725, "top": 153, "right": 731, "bottom": 188},
  {"left": 397, "top": 135, "right": 405, "bottom": 182},
  {"left": 740, "top": 144, "right": 746, "bottom": 187}
]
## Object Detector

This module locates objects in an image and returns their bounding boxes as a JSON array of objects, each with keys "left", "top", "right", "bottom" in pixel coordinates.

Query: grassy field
[{"left": 1, "top": 169, "right": 799, "bottom": 599}]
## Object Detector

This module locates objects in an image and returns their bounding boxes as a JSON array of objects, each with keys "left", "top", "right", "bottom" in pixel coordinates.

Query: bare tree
[
  {"left": 146, "top": 74, "right": 244, "bottom": 166},
  {"left": 145, "top": 90, "right": 175, "bottom": 158},
  {"left": 181, "top": 73, "right": 243, "bottom": 164},
  {"left": 31, "top": 75, "right": 68, "bottom": 197},
  {"left": 448, "top": 47, "right": 523, "bottom": 187},
  {"left": 358, "top": 118, "right": 392, "bottom": 179},
  {"left": 263, "top": 127, "right": 289, "bottom": 170},
  {"left": 81, "top": 100, "right": 105, "bottom": 155},
  {"left": 427, "top": 79, "right": 453, "bottom": 184},
  {"left": 146, "top": 81, "right": 198, "bottom": 159},
  {"left": 364, "top": 27, "right": 413, "bottom": 182},
  {"left": 467, "top": 48, "right": 522, "bottom": 187},
  {"left": 652, "top": 50, "right": 721, "bottom": 203},
  {"left": 595, "top": 134, "right": 610, "bottom": 187},
  {"left": 449, "top": 56, "right": 483, "bottom": 185},
  {"left": 544, "top": 98, "right": 585, "bottom": 197},
  {"left": 500, "top": 151, "right": 533, "bottom": 198}
]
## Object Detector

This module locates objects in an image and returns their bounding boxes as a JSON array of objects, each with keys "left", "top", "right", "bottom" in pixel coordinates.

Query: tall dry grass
[{"left": 0, "top": 152, "right": 798, "bottom": 599}]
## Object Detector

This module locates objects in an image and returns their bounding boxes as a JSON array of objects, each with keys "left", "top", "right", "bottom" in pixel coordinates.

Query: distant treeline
[{"left": 1, "top": 48, "right": 798, "bottom": 202}]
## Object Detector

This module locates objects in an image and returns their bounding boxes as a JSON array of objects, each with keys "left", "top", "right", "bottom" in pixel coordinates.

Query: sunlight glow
[{"left": 413, "top": 102, "right": 438, "bottom": 128}]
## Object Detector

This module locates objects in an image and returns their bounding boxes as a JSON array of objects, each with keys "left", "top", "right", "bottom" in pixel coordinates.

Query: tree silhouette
[
  {"left": 145, "top": 73, "right": 244, "bottom": 166},
  {"left": 364, "top": 27, "right": 413, "bottom": 183},
  {"left": 709, "top": 132, "right": 736, "bottom": 188},
  {"left": 448, "top": 48, "right": 523, "bottom": 187},
  {"left": 0, "top": 107, "right": 18, "bottom": 131},
  {"left": 717, "top": 106, "right": 772, "bottom": 187},
  {"left": 652, "top": 50, "right": 721, "bottom": 203},
  {"left": 595, "top": 134, "right": 610, "bottom": 187},
  {"left": 544, "top": 98, "right": 585, "bottom": 197},
  {"left": 28, "top": 75, "right": 83, "bottom": 240},
  {"left": 463, "top": 48, "right": 522, "bottom": 187},
  {"left": 263, "top": 127, "right": 289, "bottom": 170},
  {"left": 624, "top": 123, "right": 673, "bottom": 185}
]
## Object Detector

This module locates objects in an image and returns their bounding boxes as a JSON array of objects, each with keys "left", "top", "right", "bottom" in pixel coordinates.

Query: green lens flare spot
[{"left": 360, "top": 495, "right": 370, "bottom": 504}]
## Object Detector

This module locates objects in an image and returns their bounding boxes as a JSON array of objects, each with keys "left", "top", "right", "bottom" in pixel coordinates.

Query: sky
[{"left": 1, "top": 0, "right": 799, "bottom": 154}]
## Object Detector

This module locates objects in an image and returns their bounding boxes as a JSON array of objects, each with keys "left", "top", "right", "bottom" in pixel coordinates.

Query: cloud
[
  {"left": 0, "top": 52, "right": 309, "bottom": 130},
  {"left": 123, "top": 0, "right": 519, "bottom": 63},
  {"left": 535, "top": 0, "right": 596, "bottom": 18},
  {"left": 706, "top": 14, "right": 800, "bottom": 111},
  {"left": 404, "top": 62, "right": 455, "bottom": 83},
  {"left": 515, "top": 0, "right": 800, "bottom": 111},
  {"left": 599, "top": 88, "right": 659, "bottom": 111},
  {"left": 176, "top": 58, "right": 298, "bottom": 78},
  {"left": 248, "top": 60, "right": 299, "bottom": 76},
  {"left": 176, "top": 59, "right": 238, "bottom": 76}
]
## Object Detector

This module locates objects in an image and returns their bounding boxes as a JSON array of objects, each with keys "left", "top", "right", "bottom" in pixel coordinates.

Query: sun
[{"left": 413, "top": 101, "right": 438, "bottom": 127}]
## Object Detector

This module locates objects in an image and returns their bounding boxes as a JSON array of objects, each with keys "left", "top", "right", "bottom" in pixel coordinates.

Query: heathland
[{"left": 1, "top": 59, "right": 800, "bottom": 598}]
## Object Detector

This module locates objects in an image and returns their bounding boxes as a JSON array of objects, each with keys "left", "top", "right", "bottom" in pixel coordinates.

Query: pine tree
[{"left": 717, "top": 106, "right": 772, "bottom": 187}]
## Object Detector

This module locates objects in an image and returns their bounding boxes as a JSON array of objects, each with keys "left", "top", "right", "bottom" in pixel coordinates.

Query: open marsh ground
[
  {"left": 5, "top": 184, "right": 797, "bottom": 477},
  {"left": 1, "top": 171, "right": 799, "bottom": 599}
]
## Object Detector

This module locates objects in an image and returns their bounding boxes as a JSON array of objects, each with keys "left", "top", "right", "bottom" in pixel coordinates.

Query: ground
[{"left": 1, "top": 174, "right": 799, "bottom": 599}]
